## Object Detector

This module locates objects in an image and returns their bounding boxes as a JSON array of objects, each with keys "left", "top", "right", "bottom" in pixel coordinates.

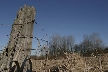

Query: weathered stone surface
[{"left": 0, "top": 5, "right": 36, "bottom": 72}]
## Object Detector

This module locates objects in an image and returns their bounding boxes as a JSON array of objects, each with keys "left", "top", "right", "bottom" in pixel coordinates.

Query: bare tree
[
  {"left": 74, "top": 44, "right": 79, "bottom": 53},
  {"left": 66, "top": 35, "right": 75, "bottom": 52},
  {"left": 49, "top": 33, "right": 61, "bottom": 57},
  {"left": 49, "top": 33, "right": 75, "bottom": 58},
  {"left": 79, "top": 33, "right": 104, "bottom": 56}
]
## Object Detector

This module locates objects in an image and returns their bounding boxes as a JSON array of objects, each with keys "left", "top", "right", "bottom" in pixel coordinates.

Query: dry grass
[{"left": 31, "top": 53, "right": 108, "bottom": 72}]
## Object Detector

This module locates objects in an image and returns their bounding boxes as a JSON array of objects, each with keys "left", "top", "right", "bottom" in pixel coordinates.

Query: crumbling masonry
[{"left": 0, "top": 5, "right": 36, "bottom": 72}]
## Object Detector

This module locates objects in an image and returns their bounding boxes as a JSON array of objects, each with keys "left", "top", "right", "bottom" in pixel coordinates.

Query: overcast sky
[{"left": 0, "top": 0, "right": 108, "bottom": 55}]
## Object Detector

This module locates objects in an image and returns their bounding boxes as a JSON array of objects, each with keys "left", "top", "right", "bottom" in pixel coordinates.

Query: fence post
[{"left": 0, "top": 5, "right": 36, "bottom": 72}]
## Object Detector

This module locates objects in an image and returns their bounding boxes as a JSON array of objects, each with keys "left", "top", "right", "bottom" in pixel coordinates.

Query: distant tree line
[
  {"left": 48, "top": 33, "right": 108, "bottom": 57},
  {"left": 74, "top": 33, "right": 107, "bottom": 56},
  {"left": 31, "top": 32, "right": 108, "bottom": 60},
  {"left": 48, "top": 33, "right": 75, "bottom": 59}
]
